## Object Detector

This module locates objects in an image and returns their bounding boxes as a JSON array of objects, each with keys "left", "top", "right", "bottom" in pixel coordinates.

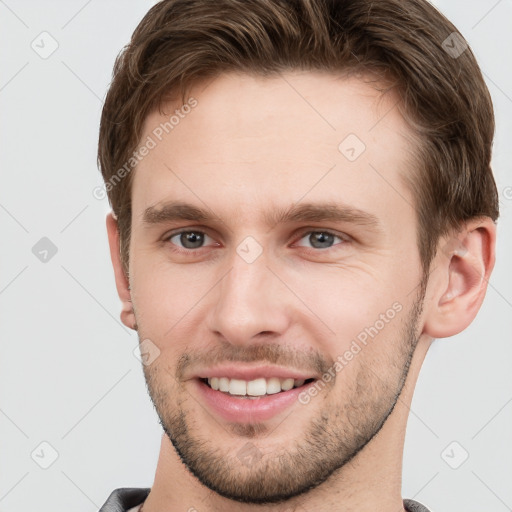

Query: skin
[{"left": 106, "top": 71, "right": 496, "bottom": 512}]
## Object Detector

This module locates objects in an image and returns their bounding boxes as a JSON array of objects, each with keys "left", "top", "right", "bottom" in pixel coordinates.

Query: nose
[{"left": 206, "top": 248, "right": 292, "bottom": 346}]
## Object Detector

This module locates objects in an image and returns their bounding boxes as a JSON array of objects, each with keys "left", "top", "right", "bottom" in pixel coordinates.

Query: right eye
[{"left": 164, "top": 229, "right": 219, "bottom": 254}]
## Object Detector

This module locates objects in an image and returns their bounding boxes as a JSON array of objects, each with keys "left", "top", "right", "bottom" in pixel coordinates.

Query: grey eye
[
  {"left": 170, "top": 231, "right": 211, "bottom": 249},
  {"left": 296, "top": 231, "right": 343, "bottom": 250}
]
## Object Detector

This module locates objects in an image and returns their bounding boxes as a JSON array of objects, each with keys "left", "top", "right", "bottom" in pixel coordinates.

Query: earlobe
[
  {"left": 423, "top": 218, "right": 496, "bottom": 339},
  {"left": 106, "top": 213, "right": 137, "bottom": 330}
]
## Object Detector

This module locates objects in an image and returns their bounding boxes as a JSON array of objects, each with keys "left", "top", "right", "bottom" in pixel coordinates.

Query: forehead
[{"left": 131, "top": 71, "right": 416, "bottom": 229}]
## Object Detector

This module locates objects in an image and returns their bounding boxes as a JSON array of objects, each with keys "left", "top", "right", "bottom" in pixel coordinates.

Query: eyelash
[{"left": 163, "top": 228, "right": 350, "bottom": 256}]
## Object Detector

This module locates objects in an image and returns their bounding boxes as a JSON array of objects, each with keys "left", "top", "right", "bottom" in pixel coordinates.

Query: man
[{"left": 97, "top": 0, "right": 499, "bottom": 510}]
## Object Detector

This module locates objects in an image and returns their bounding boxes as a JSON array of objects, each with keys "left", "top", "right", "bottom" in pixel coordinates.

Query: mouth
[
  {"left": 199, "top": 376, "right": 316, "bottom": 399},
  {"left": 193, "top": 375, "right": 318, "bottom": 423}
]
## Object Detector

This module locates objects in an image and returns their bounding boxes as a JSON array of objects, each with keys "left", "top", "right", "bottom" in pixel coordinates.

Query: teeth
[
  {"left": 247, "top": 378, "right": 267, "bottom": 396},
  {"left": 229, "top": 378, "right": 247, "bottom": 396},
  {"left": 206, "top": 377, "right": 309, "bottom": 396},
  {"left": 281, "top": 378, "right": 294, "bottom": 391},
  {"left": 219, "top": 377, "right": 230, "bottom": 392},
  {"left": 266, "top": 377, "right": 281, "bottom": 395}
]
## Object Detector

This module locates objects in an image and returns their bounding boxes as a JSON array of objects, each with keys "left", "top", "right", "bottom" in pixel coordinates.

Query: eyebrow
[{"left": 142, "top": 200, "right": 382, "bottom": 233}]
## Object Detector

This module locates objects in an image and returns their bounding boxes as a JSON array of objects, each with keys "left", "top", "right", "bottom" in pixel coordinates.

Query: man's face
[{"left": 128, "top": 71, "right": 426, "bottom": 503}]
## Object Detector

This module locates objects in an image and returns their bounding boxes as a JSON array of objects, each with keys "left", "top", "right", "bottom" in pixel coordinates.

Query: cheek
[
  {"left": 290, "top": 264, "right": 401, "bottom": 332},
  {"left": 131, "top": 261, "right": 220, "bottom": 350},
  {"left": 287, "top": 267, "right": 413, "bottom": 373}
]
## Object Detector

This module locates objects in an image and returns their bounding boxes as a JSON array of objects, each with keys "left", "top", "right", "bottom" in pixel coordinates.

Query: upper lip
[{"left": 191, "top": 364, "right": 318, "bottom": 382}]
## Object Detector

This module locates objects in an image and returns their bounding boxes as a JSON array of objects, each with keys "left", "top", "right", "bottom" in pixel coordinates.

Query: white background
[{"left": 0, "top": 1, "right": 511, "bottom": 511}]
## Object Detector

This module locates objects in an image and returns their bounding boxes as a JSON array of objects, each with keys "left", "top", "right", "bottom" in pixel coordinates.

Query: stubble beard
[{"left": 140, "top": 293, "right": 424, "bottom": 504}]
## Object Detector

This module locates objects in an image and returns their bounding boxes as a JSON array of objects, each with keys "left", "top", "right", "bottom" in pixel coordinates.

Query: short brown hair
[{"left": 98, "top": 0, "right": 499, "bottom": 277}]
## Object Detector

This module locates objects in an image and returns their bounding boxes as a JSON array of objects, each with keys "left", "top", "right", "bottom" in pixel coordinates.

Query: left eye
[{"left": 294, "top": 231, "right": 345, "bottom": 250}]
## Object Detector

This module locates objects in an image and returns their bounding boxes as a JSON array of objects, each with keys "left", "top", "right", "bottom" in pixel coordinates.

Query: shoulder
[
  {"left": 98, "top": 487, "right": 150, "bottom": 512},
  {"left": 403, "top": 498, "right": 432, "bottom": 512}
]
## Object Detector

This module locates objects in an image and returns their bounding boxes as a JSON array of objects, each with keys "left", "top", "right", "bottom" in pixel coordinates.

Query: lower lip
[{"left": 193, "top": 379, "right": 314, "bottom": 423}]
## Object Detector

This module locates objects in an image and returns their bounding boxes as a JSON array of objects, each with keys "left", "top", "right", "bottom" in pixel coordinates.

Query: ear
[
  {"left": 106, "top": 212, "right": 137, "bottom": 330},
  {"left": 422, "top": 217, "right": 497, "bottom": 339}
]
